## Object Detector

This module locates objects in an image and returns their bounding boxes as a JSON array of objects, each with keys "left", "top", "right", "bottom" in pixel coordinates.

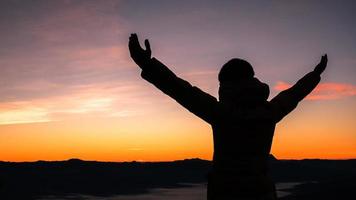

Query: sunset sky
[{"left": 0, "top": 0, "right": 355, "bottom": 162}]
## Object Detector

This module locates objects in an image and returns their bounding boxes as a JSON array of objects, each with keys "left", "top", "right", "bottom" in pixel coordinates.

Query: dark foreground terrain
[{"left": 0, "top": 156, "right": 355, "bottom": 200}]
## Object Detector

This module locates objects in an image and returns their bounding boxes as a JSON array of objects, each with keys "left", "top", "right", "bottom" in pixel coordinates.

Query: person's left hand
[
  {"left": 314, "top": 54, "right": 328, "bottom": 75},
  {"left": 128, "top": 33, "right": 151, "bottom": 68}
]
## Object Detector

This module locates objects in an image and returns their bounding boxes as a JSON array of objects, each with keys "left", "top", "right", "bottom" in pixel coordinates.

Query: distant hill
[{"left": 0, "top": 157, "right": 355, "bottom": 200}]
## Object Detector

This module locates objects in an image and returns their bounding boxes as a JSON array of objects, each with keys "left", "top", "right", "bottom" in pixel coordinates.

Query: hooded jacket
[{"left": 140, "top": 57, "right": 321, "bottom": 198}]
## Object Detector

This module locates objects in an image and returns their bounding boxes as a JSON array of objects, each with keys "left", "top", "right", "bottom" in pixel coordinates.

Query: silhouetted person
[{"left": 128, "top": 33, "right": 328, "bottom": 200}]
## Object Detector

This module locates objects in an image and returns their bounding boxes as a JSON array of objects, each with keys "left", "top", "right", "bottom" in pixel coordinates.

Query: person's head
[{"left": 218, "top": 58, "right": 269, "bottom": 104}]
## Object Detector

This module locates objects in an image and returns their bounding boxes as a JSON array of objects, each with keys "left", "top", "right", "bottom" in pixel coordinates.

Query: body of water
[{"left": 39, "top": 182, "right": 303, "bottom": 200}]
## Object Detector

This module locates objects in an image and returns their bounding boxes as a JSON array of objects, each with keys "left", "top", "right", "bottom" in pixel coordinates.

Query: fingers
[
  {"left": 145, "top": 39, "right": 151, "bottom": 54},
  {"left": 321, "top": 54, "right": 328, "bottom": 65},
  {"left": 130, "top": 33, "right": 138, "bottom": 42},
  {"left": 129, "top": 33, "right": 144, "bottom": 56},
  {"left": 314, "top": 54, "right": 328, "bottom": 75},
  {"left": 324, "top": 54, "right": 328, "bottom": 63},
  {"left": 319, "top": 54, "right": 327, "bottom": 62},
  {"left": 129, "top": 33, "right": 139, "bottom": 47},
  {"left": 129, "top": 34, "right": 151, "bottom": 50}
]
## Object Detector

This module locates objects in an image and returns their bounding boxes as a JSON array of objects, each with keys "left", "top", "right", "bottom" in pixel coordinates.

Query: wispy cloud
[
  {"left": 0, "top": 106, "right": 51, "bottom": 125},
  {"left": 0, "top": 82, "right": 149, "bottom": 125},
  {"left": 274, "top": 82, "right": 356, "bottom": 100}
]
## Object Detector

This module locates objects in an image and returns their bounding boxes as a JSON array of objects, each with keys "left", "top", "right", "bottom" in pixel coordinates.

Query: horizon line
[{"left": 1, "top": 157, "right": 356, "bottom": 163}]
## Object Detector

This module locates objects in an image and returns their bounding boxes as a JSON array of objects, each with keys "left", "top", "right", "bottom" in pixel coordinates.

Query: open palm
[{"left": 128, "top": 33, "right": 151, "bottom": 67}]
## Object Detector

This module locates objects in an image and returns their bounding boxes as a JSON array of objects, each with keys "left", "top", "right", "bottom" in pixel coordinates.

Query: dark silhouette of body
[{"left": 128, "top": 33, "right": 328, "bottom": 200}]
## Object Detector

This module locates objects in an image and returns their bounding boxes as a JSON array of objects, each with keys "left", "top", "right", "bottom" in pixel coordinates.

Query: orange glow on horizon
[{"left": 1, "top": 103, "right": 355, "bottom": 162}]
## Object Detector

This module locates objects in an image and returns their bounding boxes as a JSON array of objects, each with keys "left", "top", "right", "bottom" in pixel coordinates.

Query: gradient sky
[{"left": 0, "top": 0, "right": 355, "bottom": 162}]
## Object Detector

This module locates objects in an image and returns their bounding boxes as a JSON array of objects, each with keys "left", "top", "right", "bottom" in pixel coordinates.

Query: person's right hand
[
  {"left": 128, "top": 33, "right": 151, "bottom": 68},
  {"left": 314, "top": 54, "right": 328, "bottom": 75}
]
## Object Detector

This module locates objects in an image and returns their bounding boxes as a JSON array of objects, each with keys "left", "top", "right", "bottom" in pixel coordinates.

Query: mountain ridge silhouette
[{"left": 1, "top": 156, "right": 355, "bottom": 200}]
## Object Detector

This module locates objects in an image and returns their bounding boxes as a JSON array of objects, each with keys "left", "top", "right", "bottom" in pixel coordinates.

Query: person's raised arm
[
  {"left": 270, "top": 54, "right": 328, "bottom": 122},
  {"left": 128, "top": 33, "right": 218, "bottom": 124}
]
